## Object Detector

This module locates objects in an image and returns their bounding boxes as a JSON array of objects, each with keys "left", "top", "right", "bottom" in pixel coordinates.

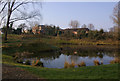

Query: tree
[
  {"left": 0, "top": 1, "right": 42, "bottom": 40},
  {"left": 18, "top": 23, "right": 28, "bottom": 33},
  {"left": 69, "top": 20, "right": 80, "bottom": 29},
  {"left": 81, "top": 24, "right": 87, "bottom": 28},
  {"left": 111, "top": 2, "right": 120, "bottom": 27},
  {"left": 99, "top": 29, "right": 104, "bottom": 34},
  {"left": 110, "top": 2, "right": 120, "bottom": 40},
  {"left": 88, "top": 24, "right": 94, "bottom": 30}
]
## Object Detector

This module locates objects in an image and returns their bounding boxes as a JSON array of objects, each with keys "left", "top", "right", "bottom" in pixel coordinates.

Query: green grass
[
  {"left": 2, "top": 35, "right": 59, "bottom": 56},
  {"left": 18, "top": 64, "right": 118, "bottom": 79},
  {"left": 2, "top": 54, "right": 119, "bottom": 79},
  {"left": 2, "top": 34, "right": 118, "bottom": 49}
]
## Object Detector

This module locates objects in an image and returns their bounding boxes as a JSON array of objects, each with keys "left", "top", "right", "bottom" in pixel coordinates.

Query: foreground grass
[
  {"left": 18, "top": 64, "right": 118, "bottom": 79},
  {"left": 2, "top": 54, "right": 119, "bottom": 79}
]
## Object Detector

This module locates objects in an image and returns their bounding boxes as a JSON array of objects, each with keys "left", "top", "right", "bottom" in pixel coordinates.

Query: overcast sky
[{"left": 41, "top": 2, "right": 117, "bottom": 31}]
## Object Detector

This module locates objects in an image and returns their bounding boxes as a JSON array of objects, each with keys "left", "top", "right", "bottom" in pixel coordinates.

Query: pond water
[{"left": 23, "top": 46, "right": 118, "bottom": 68}]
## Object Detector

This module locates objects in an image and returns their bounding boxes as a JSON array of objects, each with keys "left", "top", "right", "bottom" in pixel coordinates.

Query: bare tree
[
  {"left": 18, "top": 23, "right": 28, "bottom": 32},
  {"left": 111, "top": 2, "right": 120, "bottom": 27},
  {"left": 0, "top": 0, "right": 42, "bottom": 40},
  {"left": 69, "top": 20, "right": 80, "bottom": 29},
  {"left": 88, "top": 23, "right": 94, "bottom": 30},
  {"left": 81, "top": 24, "right": 87, "bottom": 28},
  {"left": 29, "top": 21, "right": 40, "bottom": 28},
  {"left": 110, "top": 2, "right": 120, "bottom": 39}
]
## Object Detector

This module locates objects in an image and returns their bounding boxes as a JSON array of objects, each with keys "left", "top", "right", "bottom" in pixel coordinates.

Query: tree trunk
[
  {"left": 4, "top": 2, "right": 11, "bottom": 41},
  {"left": 4, "top": 16, "right": 10, "bottom": 41},
  {"left": 4, "top": 29, "right": 8, "bottom": 41},
  {"left": 4, "top": 17, "right": 10, "bottom": 41}
]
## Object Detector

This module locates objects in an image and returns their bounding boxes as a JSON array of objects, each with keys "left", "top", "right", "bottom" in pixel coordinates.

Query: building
[
  {"left": 24, "top": 29, "right": 29, "bottom": 33},
  {"left": 60, "top": 28, "right": 89, "bottom": 35},
  {"left": 73, "top": 31, "right": 78, "bottom": 35},
  {"left": 32, "top": 25, "right": 46, "bottom": 34}
]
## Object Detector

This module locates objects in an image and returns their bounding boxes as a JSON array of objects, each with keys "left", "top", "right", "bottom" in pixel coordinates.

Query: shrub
[
  {"left": 36, "top": 61, "right": 43, "bottom": 67},
  {"left": 32, "top": 60, "right": 43, "bottom": 67},
  {"left": 94, "top": 60, "right": 100, "bottom": 66},
  {"left": 64, "top": 61, "right": 70, "bottom": 68},
  {"left": 69, "top": 61, "right": 76, "bottom": 68},
  {"left": 78, "top": 64, "right": 81, "bottom": 67},
  {"left": 32, "top": 60, "right": 35, "bottom": 65},
  {"left": 114, "top": 58, "right": 120, "bottom": 63},
  {"left": 110, "top": 60, "right": 115, "bottom": 64},
  {"left": 78, "top": 61, "right": 86, "bottom": 67},
  {"left": 110, "top": 58, "right": 120, "bottom": 64},
  {"left": 80, "top": 61, "right": 86, "bottom": 66}
]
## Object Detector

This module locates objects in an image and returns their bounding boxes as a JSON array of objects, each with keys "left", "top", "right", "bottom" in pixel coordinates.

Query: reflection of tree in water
[
  {"left": 29, "top": 51, "right": 61, "bottom": 59},
  {"left": 97, "top": 52, "right": 103, "bottom": 58},
  {"left": 24, "top": 51, "right": 61, "bottom": 62},
  {"left": 61, "top": 46, "right": 118, "bottom": 58}
]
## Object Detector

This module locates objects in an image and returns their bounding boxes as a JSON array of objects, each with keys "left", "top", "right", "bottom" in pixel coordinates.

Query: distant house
[
  {"left": 73, "top": 31, "right": 78, "bottom": 35},
  {"left": 61, "top": 28, "right": 89, "bottom": 35},
  {"left": 24, "top": 29, "right": 29, "bottom": 33},
  {"left": 32, "top": 25, "right": 46, "bottom": 34}
]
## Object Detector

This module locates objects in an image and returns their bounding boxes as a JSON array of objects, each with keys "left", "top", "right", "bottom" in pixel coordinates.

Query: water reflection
[{"left": 24, "top": 46, "right": 118, "bottom": 68}]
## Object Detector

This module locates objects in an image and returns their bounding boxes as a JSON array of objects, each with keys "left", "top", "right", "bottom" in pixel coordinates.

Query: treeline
[
  {"left": 42, "top": 25, "right": 60, "bottom": 36},
  {"left": 58, "top": 28, "right": 120, "bottom": 40},
  {"left": 1, "top": 24, "right": 60, "bottom": 35},
  {"left": 1, "top": 26, "right": 32, "bottom": 35},
  {"left": 1, "top": 25, "right": 120, "bottom": 41}
]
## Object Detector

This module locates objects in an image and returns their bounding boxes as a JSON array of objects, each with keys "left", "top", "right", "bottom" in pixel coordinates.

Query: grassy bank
[
  {"left": 2, "top": 34, "right": 59, "bottom": 56},
  {"left": 2, "top": 54, "right": 119, "bottom": 79},
  {"left": 3, "top": 34, "right": 119, "bottom": 45}
]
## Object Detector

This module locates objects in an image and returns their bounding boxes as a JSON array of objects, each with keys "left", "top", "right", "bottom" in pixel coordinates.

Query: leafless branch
[
  {"left": 12, "top": 2, "right": 28, "bottom": 12},
  {"left": 0, "top": 2, "right": 7, "bottom": 14}
]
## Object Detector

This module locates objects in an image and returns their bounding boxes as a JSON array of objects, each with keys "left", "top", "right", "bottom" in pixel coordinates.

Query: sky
[{"left": 41, "top": 2, "right": 117, "bottom": 31}]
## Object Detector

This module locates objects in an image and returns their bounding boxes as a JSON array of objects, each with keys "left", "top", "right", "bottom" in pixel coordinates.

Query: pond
[{"left": 23, "top": 45, "right": 118, "bottom": 68}]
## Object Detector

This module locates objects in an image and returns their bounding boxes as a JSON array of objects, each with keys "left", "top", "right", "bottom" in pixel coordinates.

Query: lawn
[{"left": 2, "top": 54, "right": 119, "bottom": 79}]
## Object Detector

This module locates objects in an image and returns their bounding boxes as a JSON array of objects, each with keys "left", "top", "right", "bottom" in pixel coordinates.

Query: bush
[
  {"left": 110, "top": 60, "right": 115, "bottom": 64},
  {"left": 32, "top": 60, "right": 43, "bottom": 67},
  {"left": 69, "top": 61, "right": 76, "bottom": 68},
  {"left": 64, "top": 61, "right": 70, "bottom": 68},
  {"left": 110, "top": 58, "right": 120, "bottom": 64},
  {"left": 94, "top": 60, "right": 100, "bottom": 66},
  {"left": 78, "top": 61, "right": 86, "bottom": 67}
]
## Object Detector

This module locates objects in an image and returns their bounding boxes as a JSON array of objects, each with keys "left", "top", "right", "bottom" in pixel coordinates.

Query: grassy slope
[
  {"left": 18, "top": 64, "right": 118, "bottom": 79},
  {"left": 2, "top": 52, "right": 118, "bottom": 79},
  {"left": 2, "top": 34, "right": 59, "bottom": 56}
]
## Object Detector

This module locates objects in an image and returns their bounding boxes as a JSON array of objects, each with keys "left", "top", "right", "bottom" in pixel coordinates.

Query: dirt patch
[{"left": 2, "top": 64, "right": 43, "bottom": 80}]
